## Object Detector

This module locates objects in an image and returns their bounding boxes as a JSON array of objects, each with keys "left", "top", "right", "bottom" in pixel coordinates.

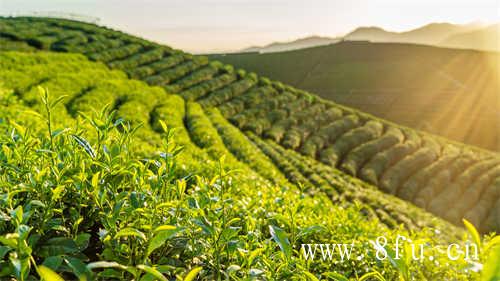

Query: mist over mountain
[
  {"left": 241, "top": 36, "right": 341, "bottom": 53},
  {"left": 441, "top": 24, "right": 500, "bottom": 51},
  {"left": 238, "top": 22, "right": 498, "bottom": 53},
  {"left": 344, "top": 23, "right": 480, "bottom": 45}
]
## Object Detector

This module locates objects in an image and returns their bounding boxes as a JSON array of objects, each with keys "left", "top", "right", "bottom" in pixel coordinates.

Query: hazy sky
[{"left": 1, "top": 0, "right": 498, "bottom": 53}]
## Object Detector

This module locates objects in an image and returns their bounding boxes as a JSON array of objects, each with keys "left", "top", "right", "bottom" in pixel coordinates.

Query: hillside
[
  {"left": 2, "top": 16, "right": 500, "bottom": 232},
  {"left": 0, "top": 17, "right": 499, "bottom": 279},
  {"left": 210, "top": 41, "right": 500, "bottom": 151},
  {"left": 0, "top": 47, "right": 468, "bottom": 281}
]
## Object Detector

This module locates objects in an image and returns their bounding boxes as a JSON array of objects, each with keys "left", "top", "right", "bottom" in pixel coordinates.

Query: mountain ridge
[
  {"left": 241, "top": 35, "right": 341, "bottom": 53},
  {"left": 237, "top": 22, "right": 497, "bottom": 53}
]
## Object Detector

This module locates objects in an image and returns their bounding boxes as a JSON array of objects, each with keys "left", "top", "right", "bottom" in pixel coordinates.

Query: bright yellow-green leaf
[
  {"left": 248, "top": 248, "right": 264, "bottom": 266},
  {"left": 218, "top": 155, "right": 226, "bottom": 167},
  {"left": 359, "top": 271, "right": 386, "bottom": 281},
  {"left": 463, "top": 219, "right": 481, "bottom": 249},
  {"left": 10, "top": 121, "right": 26, "bottom": 136},
  {"left": 51, "top": 185, "right": 65, "bottom": 201},
  {"left": 484, "top": 235, "right": 500, "bottom": 253},
  {"left": 481, "top": 244, "right": 500, "bottom": 281},
  {"left": 184, "top": 267, "right": 202, "bottom": 281},
  {"left": 153, "top": 225, "right": 177, "bottom": 233},
  {"left": 302, "top": 270, "right": 319, "bottom": 281},
  {"left": 137, "top": 265, "right": 167, "bottom": 281},
  {"left": 37, "top": 265, "right": 65, "bottom": 281},
  {"left": 159, "top": 120, "right": 168, "bottom": 133},
  {"left": 226, "top": 217, "right": 240, "bottom": 227},
  {"left": 209, "top": 176, "right": 218, "bottom": 186},
  {"left": 114, "top": 228, "right": 146, "bottom": 240},
  {"left": 156, "top": 202, "right": 175, "bottom": 209},
  {"left": 91, "top": 172, "right": 100, "bottom": 188}
]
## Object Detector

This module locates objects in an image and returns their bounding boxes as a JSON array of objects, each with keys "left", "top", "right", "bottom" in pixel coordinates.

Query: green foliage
[
  {"left": 341, "top": 127, "right": 404, "bottom": 176},
  {"left": 206, "top": 108, "right": 289, "bottom": 184},
  {"left": 0, "top": 17, "right": 499, "bottom": 279},
  {"left": 22, "top": 10, "right": 496, "bottom": 233}
]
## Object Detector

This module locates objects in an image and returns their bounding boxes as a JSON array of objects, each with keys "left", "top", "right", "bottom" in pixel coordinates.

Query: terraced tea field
[
  {"left": 0, "top": 17, "right": 499, "bottom": 280},
  {"left": 210, "top": 42, "right": 500, "bottom": 152},
  {"left": 1, "top": 16, "right": 499, "bottom": 233}
]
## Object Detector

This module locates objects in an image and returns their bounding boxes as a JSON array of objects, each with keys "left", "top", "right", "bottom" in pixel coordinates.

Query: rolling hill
[
  {"left": 210, "top": 41, "right": 500, "bottom": 152},
  {"left": 0, "top": 17, "right": 499, "bottom": 280}
]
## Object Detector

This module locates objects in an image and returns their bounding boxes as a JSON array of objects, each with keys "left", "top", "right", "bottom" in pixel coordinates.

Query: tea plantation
[
  {"left": 0, "top": 17, "right": 499, "bottom": 280},
  {"left": 210, "top": 42, "right": 500, "bottom": 152}
]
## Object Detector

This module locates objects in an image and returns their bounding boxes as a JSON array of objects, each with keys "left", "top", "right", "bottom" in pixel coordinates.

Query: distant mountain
[
  {"left": 441, "top": 24, "right": 500, "bottom": 51},
  {"left": 239, "top": 22, "right": 495, "bottom": 54},
  {"left": 241, "top": 35, "right": 340, "bottom": 53},
  {"left": 344, "top": 23, "right": 481, "bottom": 46},
  {"left": 343, "top": 26, "right": 393, "bottom": 41}
]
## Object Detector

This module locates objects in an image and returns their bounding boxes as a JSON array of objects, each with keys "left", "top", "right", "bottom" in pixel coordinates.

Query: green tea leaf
[
  {"left": 322, "top": 272, "right": 349, "bottom": 281},
  {"left": 39, "top": 237, "right": 79, "bottom": 257},
  {"left": 386, "top": 245, "right": 409, "bottom": 281},
  {"left": 269, "top": 225, "right": 291, "bottom": 259},
  {"left": 0, "top": 246, "right": 11, "bottom": 259},
  {"left": 298, "top": 225, "right": 325, "bottom": 238},
  {"left": 11, "top": 205, "right": 23, "bottom": 224},
  {"left": 51, "top": 128, "right": 70, "bottom": 138},
  {"left": 71, "top": 134, "right": 96, "bottom": 158},
  {"left": 42, "top": 256, "right": 63, "bottom": 271},
  {"left": 49, "top": 95, "right": 68, "bottom": 109},
  {"left": 75, "top": 233, "right": 91, "bottom": 251},
  {"left": 147, "top": 226, "right": 182, "bottom": 256},
  {"left": 87, "top": 261, "right": 127, "bottom": 270},
  {"left": 359, "top": 271, "right": 386, "bottom": 281},
  {"left": 65, "top": 257, "right": 92, "bottom": 280}
]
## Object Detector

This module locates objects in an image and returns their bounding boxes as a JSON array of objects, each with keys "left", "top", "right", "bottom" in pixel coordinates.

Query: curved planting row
[
  {"left": 1, "top": 17, "right": 499, "bottom": 233},
  {"left": 246, "top": 132, "right": 462, "bottom": 237},
  {"left": 0, "top": 17, "right": 256, "bottom": 104},
  {"left": 205, "top": 108, "right": 289, "bottom": 185},
  {"left": 221, "top": 82, "right": 500, "bottom": 232}
]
